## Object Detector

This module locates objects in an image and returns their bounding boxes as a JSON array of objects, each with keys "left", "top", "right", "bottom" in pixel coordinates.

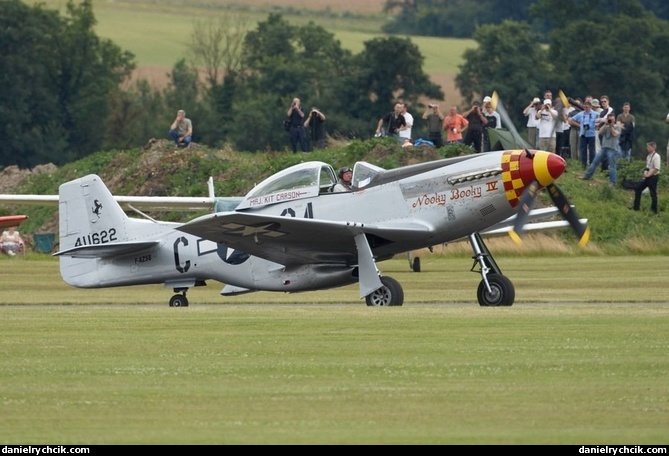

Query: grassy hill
[{"left": 3, "top": 138, "right": 668, "bottom": 256}]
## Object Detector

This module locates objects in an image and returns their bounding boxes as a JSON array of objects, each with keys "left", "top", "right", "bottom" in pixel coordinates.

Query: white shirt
[
  {"left": 536, "top": 107, "right": 557, "bottom": 138},
  {"left": 524, "top": 107, "right": 539, "bottom": 128},
  {"left": 399, "top": 112, "right": 413, "bottom": 140}
]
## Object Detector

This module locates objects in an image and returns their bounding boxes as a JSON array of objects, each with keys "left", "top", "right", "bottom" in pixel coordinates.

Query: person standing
[
  {"left": 398, "top": 102, "right": 414, "bottom": 143},
  {"left": 168, "top": 109, "right": 193, "bottom": 147},
  {"left": 287, "top": 97, "right": 309, "bottom": 152},
  {"left": 523, "top": 97, "right": 541, "bottom": 148},
  {"left": 375, "top": 103, "right": 406, "bottom": 141},
  {"left": 569, "top": 100, "right": 598, "bottom": 168},
  {"left": 422, "top": 103, "right": 445, "bottom": 148},
  {"left": 535, "top": 99, "right": 557, "bottom": 153},
  {"left": 462, "top": 101, "right": 487, "bottom": 153},
  {"left": 442, "top": 105, "right": 468, "bottom": 144},
  {"left": 482, "top": 97, "right": 501, "bottom": 152},
  {"left": 579, "top": 112, "right": 621, "bottom": 185},
  {"left": 617, "top": 102, "right": 635, "bottom": 161},
  {"left": 304, "top": 107, "right": 326, "bottom": 150},
  {"left": 631, "top": 141, "right": 661, "bottom": 214}
]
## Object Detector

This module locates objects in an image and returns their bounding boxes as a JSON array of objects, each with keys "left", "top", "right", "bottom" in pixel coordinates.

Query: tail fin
[
  {"left": 57, "top": 175, "right": 159, "bottom": 287},
  {"left": 58, "top": 174, "right": 130, "bottom": 252}
]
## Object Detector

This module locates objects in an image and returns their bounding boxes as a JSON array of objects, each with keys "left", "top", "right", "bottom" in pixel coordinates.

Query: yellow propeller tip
[
  {"left": 509, "top": 230, "right": 523, "bottom": 245},
  {"left": 578, "top": 227, "right": 591, "bottom": 249}
]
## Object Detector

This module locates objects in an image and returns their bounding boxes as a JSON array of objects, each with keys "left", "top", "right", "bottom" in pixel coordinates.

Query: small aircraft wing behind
[
  {"left": 178, "top": 212, "right": 432, "bottom": 266},
  {"left": 0, "top": 215, "right": 29, "bottom": 229}
]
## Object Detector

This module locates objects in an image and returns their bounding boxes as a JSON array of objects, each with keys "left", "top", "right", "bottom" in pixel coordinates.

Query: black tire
[
  {"left": 477, "top": 274, "right": 515, "bottom": 307},
  {"left": 412, "top": 257, "right": 421, "bottom": 273},
  {"left": 365, "top": 276, "right": 404, "bottom": 307},
  {"left": 169, "top": 294, "right": 189, "bottom": 307}
]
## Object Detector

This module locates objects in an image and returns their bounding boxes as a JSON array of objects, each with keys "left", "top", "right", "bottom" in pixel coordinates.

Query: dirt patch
[{"left": 0, "top": 164, "right": 58, "bottom": 194}]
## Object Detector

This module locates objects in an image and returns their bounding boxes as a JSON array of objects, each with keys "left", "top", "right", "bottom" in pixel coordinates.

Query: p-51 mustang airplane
[{"left": 24, "top": 148, "right": 587, "bottom": 307}]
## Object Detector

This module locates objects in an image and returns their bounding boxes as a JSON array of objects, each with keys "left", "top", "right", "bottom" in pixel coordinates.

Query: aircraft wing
[
  {"left": 178, "top": 212, "right": 432, "bottom": 266},
  {"left": 481, "top": 206, "right": 587, "bottom": 236},
  {"left": 0, "top": 176, "right": 241, "bottom": 212},
  {"left": 0, "top": 215, "right": 29, "bottom": 229},
  {"left": 54, "top": 241, "right": 160, "bottom": 259},
  {"left": 0, "top": 194, "right": 220, "bottom": 212}
]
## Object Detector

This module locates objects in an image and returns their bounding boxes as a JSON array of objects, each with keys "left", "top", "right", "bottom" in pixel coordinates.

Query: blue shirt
[{"left": 572, "top": 110, "right": 597, "bottom": 137}]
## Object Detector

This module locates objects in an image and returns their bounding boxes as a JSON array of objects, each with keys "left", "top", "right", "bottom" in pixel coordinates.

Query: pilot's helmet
[{"left": 339, "top": 167, "right": 353, "bottom": 178}]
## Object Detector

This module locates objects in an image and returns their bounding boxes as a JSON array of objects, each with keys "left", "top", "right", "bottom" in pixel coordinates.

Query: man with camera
[
  {"left": 462, "top": 101, "right": 487, "bottom": 153},
  {"left": 375, "top": 103, "right": 406, "bottom": 142},
  {"left": 303, "top": 107, "right": 326, "bottom": 150},
  {"left": 569, "top": 100, "right": 599, "bottom": 168},
  {"left": 523, "top": 97, "right": 541, "bottom": 148},
  {"left": 535, "top": 99, "right": 558, "bottom": 153},
  {"left": 286, "top": 97, "right": 309, "bottom": 152},
  {"left": 422, "top": 102, "right": 445, "bottom": 148},
  {"left": 579, "top": 112, "right": 621, "bottom": 185},
  {"left": 631, "top": 141, "right": 661, "bottom": 215}
]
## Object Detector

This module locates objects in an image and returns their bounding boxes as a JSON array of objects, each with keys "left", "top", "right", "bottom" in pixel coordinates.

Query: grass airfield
[{"left": 1, "top": 256, "right": 668, "bottom": 444}]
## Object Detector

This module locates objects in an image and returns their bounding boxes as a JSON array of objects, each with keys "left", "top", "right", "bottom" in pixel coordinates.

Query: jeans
[
  {"left": 584, "top": 146, "right": 618, "bottom": 184},
  {"left": 169, "top": 129, "right": 191, "bottom": 146},
  {"left": 579, "top": 136, "right": 596, "bottom": 168}
]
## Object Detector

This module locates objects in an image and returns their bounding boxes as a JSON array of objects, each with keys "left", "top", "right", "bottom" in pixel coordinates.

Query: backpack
[{"left": 283, "top": 119, "right": 291, "bottom": 132}]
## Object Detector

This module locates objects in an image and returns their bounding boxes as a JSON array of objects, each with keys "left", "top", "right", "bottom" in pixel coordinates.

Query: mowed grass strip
[
  {"left": 2, "top": 255, "right": 667, "bottom": 305},
  {"left": 0, "top": 304, "right": 667, "bottom": 444},
  {"left": 1, "top": 256, "right": 668, "bottom": 444}
]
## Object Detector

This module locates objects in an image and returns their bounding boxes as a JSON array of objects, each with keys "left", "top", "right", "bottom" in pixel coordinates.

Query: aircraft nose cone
[{"left": 534, "top": 151, "right": 566, "bottom": 186}]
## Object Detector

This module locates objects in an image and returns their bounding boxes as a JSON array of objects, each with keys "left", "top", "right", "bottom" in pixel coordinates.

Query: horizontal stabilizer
[{"left": 54, "top": 241, "right": 160, "bottom": 259}]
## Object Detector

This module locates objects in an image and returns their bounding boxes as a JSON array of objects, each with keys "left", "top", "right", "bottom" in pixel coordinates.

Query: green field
[
  {"left": 33, "top": 0, "right": 473, "bottom": 76},
  {"left": 1, "top": 256, "right": 667, "bottom": 444}
]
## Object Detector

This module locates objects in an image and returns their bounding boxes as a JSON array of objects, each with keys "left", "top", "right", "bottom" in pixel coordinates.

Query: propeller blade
[
  {"left": 546, "top": 183, "right": 590, "bottom": 248},
  {"left": 559, "top": 90, "right": 570, "bottom": 108},
  {"left": 490, "top": 91, "right": 499, "bottom": 111},
  {"left": 509, "top": 180, "right": 540, "bottom": 245}
]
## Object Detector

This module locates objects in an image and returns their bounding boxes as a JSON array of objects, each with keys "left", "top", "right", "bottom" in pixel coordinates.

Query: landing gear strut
[
  {"left": 469, "top": 232, "right": 515, "bottom": 306},
  {"left": 169, "top": 288, "right": 189, "bottom": 307}
]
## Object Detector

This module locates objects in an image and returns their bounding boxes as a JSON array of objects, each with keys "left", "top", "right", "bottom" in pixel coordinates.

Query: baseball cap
[
  {"left": 533, "top": 97, "right": 540, "bottom": 103},
  {"left": 543, "top": 99, "right": 552, "bottom": 105},
  {"left": 483, "top": 96, "right": 492, "bottom": 103}
]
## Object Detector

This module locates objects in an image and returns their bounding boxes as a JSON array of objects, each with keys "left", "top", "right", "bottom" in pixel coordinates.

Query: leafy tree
[
  {"left": 0, "top": 0, "right": 134, "bottom": 169},
  {"left": 540, "top": 1, "right": 669, "bottom": 152},
  {"left": 222, "top": 14, "right": 441, "bottom": 151},
  {"left": 383, "top": 0, "right": 537, "bottom": 38},
  {"left": 455, "top": 21, "right": 549, "bottom": 128}
]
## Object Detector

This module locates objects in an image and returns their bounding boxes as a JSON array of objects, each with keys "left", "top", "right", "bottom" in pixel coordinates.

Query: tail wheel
[
  {"left": 169, "top": 294, "right": 189, "bottom": 307},
  {"left": 477, "top": 274, "right": 514, "bottom": 307},
  {"left": 366, "top": 276, "right": 404, "bottom": 307}
]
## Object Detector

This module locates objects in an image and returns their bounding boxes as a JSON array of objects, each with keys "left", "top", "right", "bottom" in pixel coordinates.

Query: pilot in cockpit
[{"left": 332, "top": 167, "right": 353, "bottom": 192}]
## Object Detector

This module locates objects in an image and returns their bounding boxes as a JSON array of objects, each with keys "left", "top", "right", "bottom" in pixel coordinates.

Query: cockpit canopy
[{"left": 235, "top": 161, "right": 385, "bottom": 210}]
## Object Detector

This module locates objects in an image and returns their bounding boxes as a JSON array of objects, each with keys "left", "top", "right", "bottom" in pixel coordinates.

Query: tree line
[{"left": 2, "top": 0, "right": 669, "bottom": 168}]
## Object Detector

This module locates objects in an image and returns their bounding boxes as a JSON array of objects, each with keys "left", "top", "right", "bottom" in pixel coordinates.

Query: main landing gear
[
  {"left": 365, "top": 276, "right": 404, "bottom": 307},
  {"left": 169, "top": 288, "right": 189, "bottom": 307},
  {"left": 469, "top": 232, "right": 515, "bottom": 306}
]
